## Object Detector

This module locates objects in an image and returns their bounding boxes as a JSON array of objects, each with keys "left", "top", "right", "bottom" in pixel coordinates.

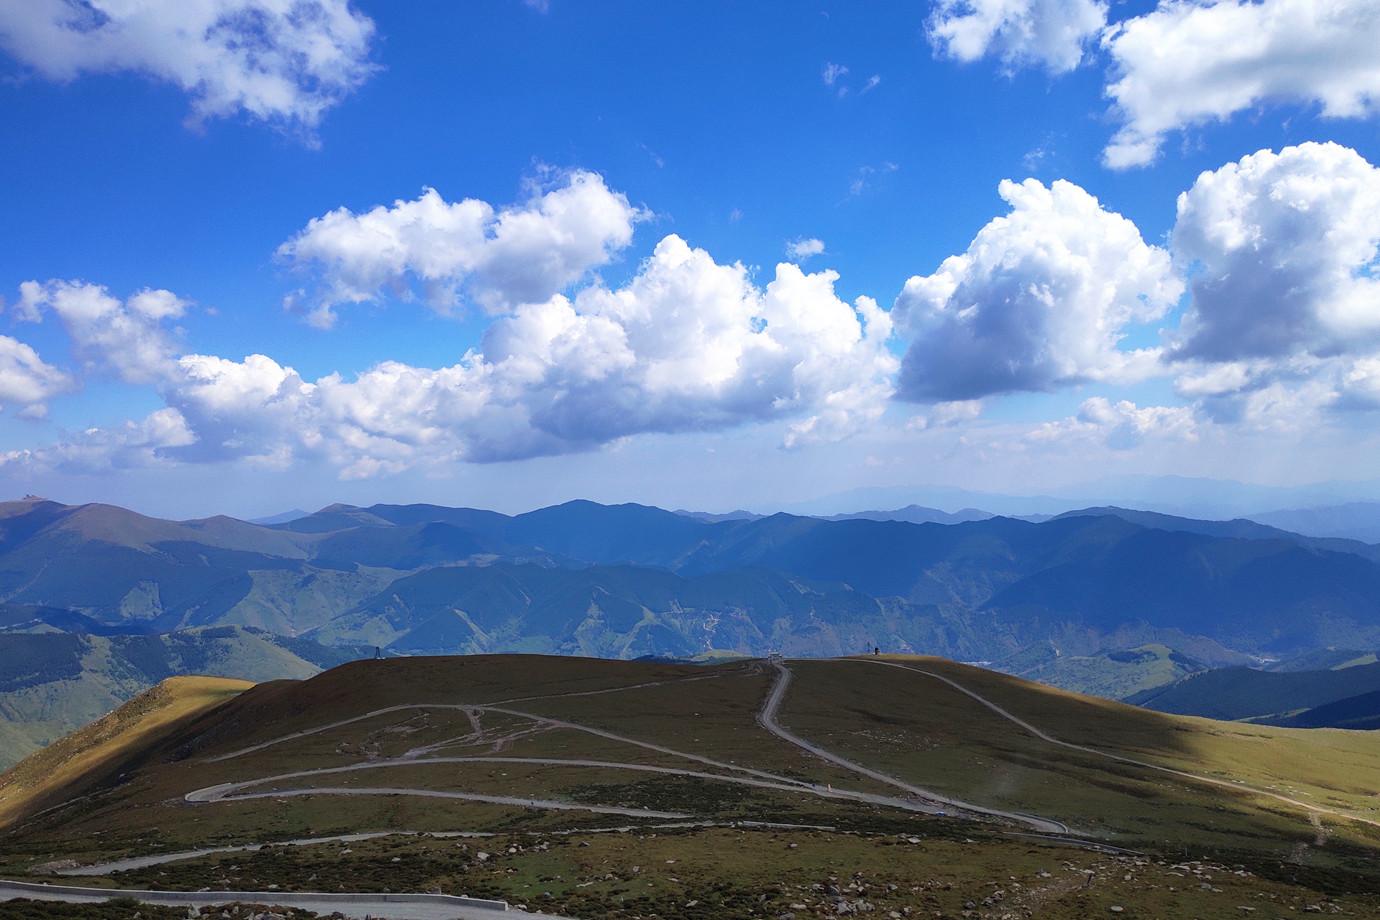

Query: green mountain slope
[
  {"left": 0, "top": 627, "right": 366, "bottom": 768},
  {"left": 7, "top": 496, "right": 1380, "bottom": 685},
  {"left": 309, "top": 563, "right": 932, "bottom": 659},
  {"left": 1274, "top": 689, "right": 1380, "bottom": 730},
  {"left": 993, "top": 642, "right": 1212, "bottom": 700},
  {"left": 1128, "top": 659, "right": 1380, "bottom": 721}
]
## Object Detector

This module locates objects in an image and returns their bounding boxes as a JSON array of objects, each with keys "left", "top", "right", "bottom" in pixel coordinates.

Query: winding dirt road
[
  {"left": 0, "top": 879, "right": 531, "bottom": 920},
  {"left": 39, "top": 652, "right": 1379, "bottom": 920},
  {"left": 855, "top": 657, "right": 1380, "bottom": 836},
  {"left": 185, "top": 660, "right": 1087, "bottom": 836},
  {"left": 757, "top": 659, "right": 1070, "bottom": 834}
]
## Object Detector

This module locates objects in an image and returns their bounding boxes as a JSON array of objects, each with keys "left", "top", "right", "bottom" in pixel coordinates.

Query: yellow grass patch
[{"left": 0, "top": 675, "right": 252, "bottom": 829}]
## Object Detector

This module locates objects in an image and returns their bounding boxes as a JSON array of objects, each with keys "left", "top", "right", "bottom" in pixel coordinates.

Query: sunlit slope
[
  {"left": 785, "top": 657, "right": 1380, "bottom": 856},
  {"left": 0, "top": 675, "right": 251, "bottom": 827},
  {"left": 0, "top": 626, "right": 354, "bottom": 769},
  {"left": 5, "top": 654, "right": 1380, "bottom": 883}
]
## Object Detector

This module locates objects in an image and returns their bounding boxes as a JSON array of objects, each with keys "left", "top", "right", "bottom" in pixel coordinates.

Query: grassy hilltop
[{"left": 2, "top": 654, "right": 1380, "bottom": 919}]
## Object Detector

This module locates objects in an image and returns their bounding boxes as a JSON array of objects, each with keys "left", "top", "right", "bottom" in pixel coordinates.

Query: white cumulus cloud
[
  {"left": 928, "top": 0, "right": 1107, "bottom": 74},
  {"left": 893, "top": 177, "right": 1182, "bottom": 402},
  {"left": 481, "top": 235, "right": 898, "bottom": 456},
  {"left": 277, "top": 170, "right": 647, "bottom": 327},
  {"left": 906, "top": 399, "right": 985, "bottom": 431},
  {"left": 1102, "top": 0, "right": 1380, "bottom": 169},
  {"left": 787, "top": 238, "right": 826, "bottom": 260},
  {"left": 1170, "top": 142, "right": 1380, "bottom": 364},
  {"left": 0, "top": 336, "right": 75, "bottom": 417},
  {"left": 0, "top": 0, "right": 377, "bottom": 135},
  {"left": 1, "top": 408, "right": 195, "bottom": 474},
  {"left": 1027, "top": 397, "right": 1199, "bottom": 448},
  {"left": 16, "top": 280, "right": 187, "bottom": 385},
  {"left": 15, "top": 236, "right": 896, "bottom": 476}
]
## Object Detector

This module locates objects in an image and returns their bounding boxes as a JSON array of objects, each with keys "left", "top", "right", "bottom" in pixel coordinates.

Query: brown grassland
[{"left": 2, "top": 653, "right": 1380, "bottom": 919}]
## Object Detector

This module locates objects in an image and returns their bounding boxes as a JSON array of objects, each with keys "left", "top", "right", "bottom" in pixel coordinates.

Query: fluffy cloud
[
  {"left": 16, "top": 280, "right": 187, "bottom": 385},
  {"left": 787, "top": 238, "right": 826, "bottom": 260},
  {"left": 1170, "top": 143, "right": 1380, "bottom": 365},
  {"left": 1, "top": 408, "right": 195, "bottom": 473},
  {"left": 0, "top": 0, "right": 376, "bottom": 134},
  {"left": 479, "top": 235, "right": 897, "bottom": 455},
  {"left": 1155, "top": 143, "right": 1380, "bottom": 431},
  {"left": 893, "top": 177, "right": 1182, "bottom": 402},
  {"left": 905, "top": 399, "right": 985, "bottom": 431},
  {"left": 277, "top": 170, "right": 646, "bottom": 327},
  {"left": 17, "top": 237, "right": 895, "bottom": 476},
  {"left": 1027, "top": 397, "right": 1199, "bottom": 448},
  {"left": 163, "top": 353, "right": 319, "bottom": 466},
  {"left": 1102, "top": 0, "right": 1380, "bottom": 169},
  {"left": 928, "top": 0, "right": 1107, "bottom": 74},
  {"left": 0, "top": 336, "right": 75, "bottom": 417}
]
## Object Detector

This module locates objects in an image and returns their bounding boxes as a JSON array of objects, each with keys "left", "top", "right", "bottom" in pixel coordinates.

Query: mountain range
[
  {"left": 8, "top": 495, "right": 1380, "bottom": 655},
  {"left": 5, "top": 494, "right": 1380, "bottom": 763}
]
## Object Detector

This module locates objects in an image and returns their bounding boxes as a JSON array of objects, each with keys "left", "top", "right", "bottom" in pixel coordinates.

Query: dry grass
[
  {"left": 64, "top": 827, "right": 1380, "bottom": 920},
  {"left": 5, "top": 653, "right": 1380, "bottom": 917},
  {"left": 0, "top": 676, "right": 251, "bottom": 829}
]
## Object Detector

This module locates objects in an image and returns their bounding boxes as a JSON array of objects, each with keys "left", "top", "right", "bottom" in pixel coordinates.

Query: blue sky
[{"left": 1, "top": 0, "right": 1379, "bottom": 519}]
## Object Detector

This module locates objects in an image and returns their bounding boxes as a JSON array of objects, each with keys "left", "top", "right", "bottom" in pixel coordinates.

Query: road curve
[
  {"left": 207, "top": 670, "right": 738, "bottom": 764},
  {"left": 185, "top": 754, "right": 951, "bottom": 820},
  {"left": 58, "top": 833, "right": 400, "bottom": 876},
  {"left": 757, "top": 659, "right": 1069, "bottom": 834},
  {"left": 189, "top": 781, "right": 692, "bottom": 820}
]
